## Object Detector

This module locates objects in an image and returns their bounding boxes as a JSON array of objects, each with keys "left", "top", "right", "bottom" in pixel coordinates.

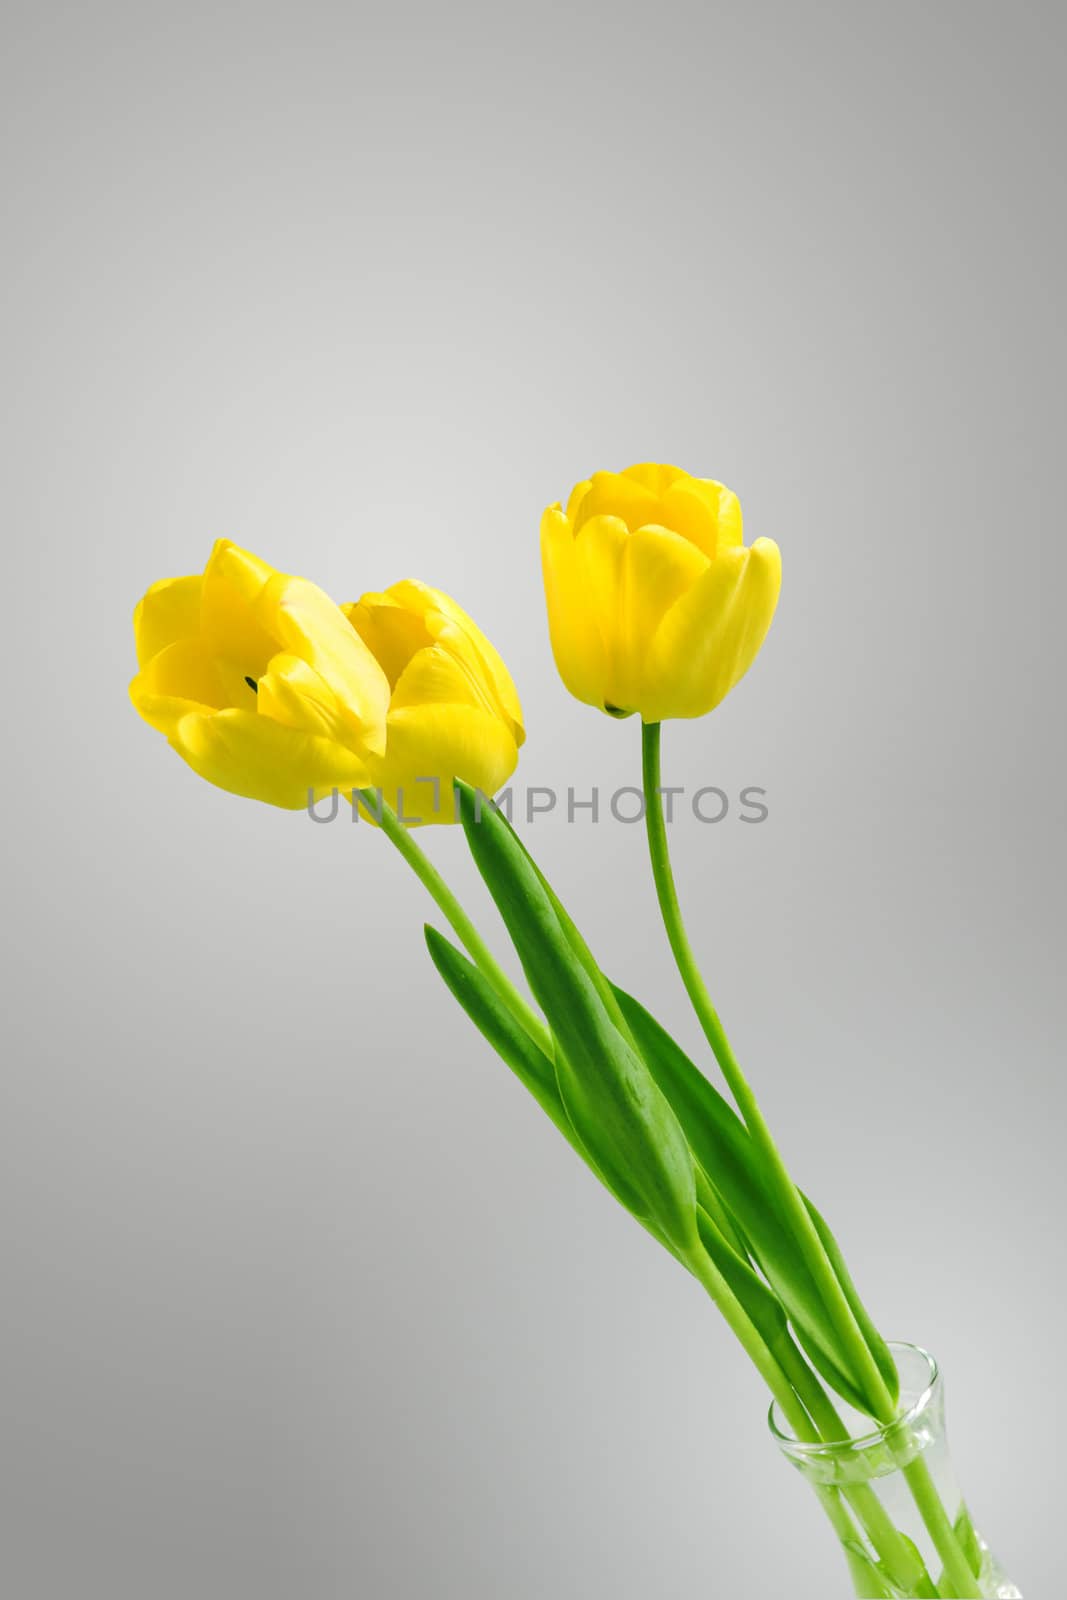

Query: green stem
[
  {"left": 367, "top": 773, "right": 979, "bottom": 1596},
  {"left": 777, "top": 1343, "right": 939, "bottom": 1598},
  {"left": 639, "top": 724, "right": 981, "bottom": 1600},
  {"left": 902, "top": 1456, "right": 980, "bottom": 1598},
  {"left": 367, "top": 805, "right": 847, "bottom": 1465},
  {"left": 686, "top": 1248, "right": 814, "bottom": 1440},
  {"left": 370, "top": 790, "right": 874, "bottom": 1569},
  {"left": 687, "top": 1248, "right": 879, "bottom": 1586},
  {"left": 641, "top": 722, "right": 895, "bottom": 1413},
  {"left": 362, "top": 790, "right": 552, "bottom": 1057}
]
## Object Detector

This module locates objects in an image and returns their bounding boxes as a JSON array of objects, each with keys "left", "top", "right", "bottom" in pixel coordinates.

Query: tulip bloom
[
  {"left": 130, "top": 541, "right": 523, "bottom": 819},
  {"left": 343, "top": 581, "right": 524, "bottom": 823},
  {"left": 541, "top": 463, "right": 781, "bottom": 722}
]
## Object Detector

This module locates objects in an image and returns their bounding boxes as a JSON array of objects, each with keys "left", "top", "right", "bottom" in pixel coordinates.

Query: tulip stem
[
  {"left": 640, "top": 722, "right": 896, "bottom": 1414},
  {"left": 638, "top": 723, "right": 982, "bottom": 1599},
  {"left": 684, "top": 1247, "right": 902, "bottom": 1591},
  {"left": 363, "top": 790, "right": 553, "bottom": 1058}
]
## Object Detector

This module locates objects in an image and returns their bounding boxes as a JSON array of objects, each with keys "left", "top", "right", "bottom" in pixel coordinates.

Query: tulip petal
[
  {"left": 386, "top": 580, "right": 525, "bottom": 745},
  {"left": 343, "top": 594, "right": 434, "bottom": 688},
  {"left": 370, "top": 704, "right": 520, "bottom": 824},
  {"left": 571, "top": 514, "right": 630, "bottom": 710},
  {"left": 391, "top": 644, "right": 491, "bottom": 715},
  {"left": 264, "top": 575, "right": 391, "bottom": 756},
  {"left": 169, "top": 708, "right": 371, "bottom": 808},
  {"left": 256, "top": 653, "right": 355, "bottom": 743},
  {"left": 694, "top": 479, "right": 744, "bottom": 550},
  {"left": 621, "top": 462, "right": 685, "bottom": 495},
  {"left": 540, "top": 506, "right": 611, "bottom": 711},
  {"left": 572, "top": 472, "right": 663, "bottom": 536},
  {"left": 565, "top": 478, "right": 592, "bottom": 522},
  {"left": 646, "top": 537, "right": 782, "bottom": 719},
  {"left": 661, "top": 479, "right": 743, "bottom": 559},
  {"left": 616, "top": 527, "right": 709, "bottom": 712},
  {"left": 200, "top": 540, "right": 281, "bottom": 675},
  {"left": 129, "top": 635, "right": 244, "bottom": 735},
  {"left": 133, "top": 575, "right": 203, "bottom": 666},
  {"left": 204, "top": 539, "right": 278, "bottom": 604}
]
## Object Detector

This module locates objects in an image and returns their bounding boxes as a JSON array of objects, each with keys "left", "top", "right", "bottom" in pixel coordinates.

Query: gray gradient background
[{"left": 3, "top": 4, "right": 1063, "bottom": 1596}]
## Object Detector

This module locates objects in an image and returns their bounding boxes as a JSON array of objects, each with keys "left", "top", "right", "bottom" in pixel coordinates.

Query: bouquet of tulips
[{"left": 130, "top": 464, "right": 1016, "bottom": 1599}]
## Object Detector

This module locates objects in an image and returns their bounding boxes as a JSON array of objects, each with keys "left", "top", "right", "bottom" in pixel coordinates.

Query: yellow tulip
[
  {"left": 540, "top": 463, "right": 781, "bottom": 722},
  {"left": 130, "top": 541, "right": 524, "bottom": 820},
  {"left": 343, "top": 580, "right": 525, "bottom": 823}
]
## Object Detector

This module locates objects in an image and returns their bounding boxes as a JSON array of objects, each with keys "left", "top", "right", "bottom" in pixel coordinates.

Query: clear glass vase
[{"left": 770, "top": 1344, "right": 1021, "bottom": 1598}]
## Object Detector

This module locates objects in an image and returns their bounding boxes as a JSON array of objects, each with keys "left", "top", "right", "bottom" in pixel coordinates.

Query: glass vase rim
[{"left": 767, "top": 1342, "right": 941, "bottom": 1457}]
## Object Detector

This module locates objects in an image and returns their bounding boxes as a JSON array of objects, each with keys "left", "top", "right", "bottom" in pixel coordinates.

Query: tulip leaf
[
  {"left": 841, "top": 1542, "right": 898, "bottom": 1598},
  {"left": 425, "top": 922, "right": 781, "bottom": 1324},
  {"left": 941, "top": 1508, "right": 982, "bottom": 1586},
  {"left": 802, "top": 1195, "right": 900, "bottom": 1414},
  {"left": 891, "top": 1534, "right": 937, "bottom": 1599},
  {"left": 423, "top": 924, "right": 566, "bottom": 1132},
  {"left": 610, "top": 983, "right": 899, "bottom": 1416},
  {"left": 696, "top": 1205, "right": 792, "bottom": 1361},
  {"left": 695, "top": 1165, "right": 750, "bottom": 1261},
  {"left": 549, "top": 1032, "right": 697, "bottom": 1256},
  {"left": 465, "top": 795, "right": 752, "bottom": 1263},
  {"left": 471, "top": 793, "right": 637, "bottom": 1038},
  {"left": 424, "top": 925, "right": 681, "bottom": 1262},
  {"left": 456, "top": 783, "right": 699, "bottom": 1258},
  {"left": 451, "top": 782, "right": 897, "bottom": 1416}
]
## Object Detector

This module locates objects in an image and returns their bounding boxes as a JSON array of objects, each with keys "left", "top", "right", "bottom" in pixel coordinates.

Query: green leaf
[
  {"left": 425, "top": 925, "right": 679, "bottom": 1261},
  {"left": 462, "top": 795, "right": 750, "bottom": 1267},
  {"left": 696, "top": 1205, "right": 791, "bottom": 1358},
  {"left": 473, "top": 791, "right": 638, "bottom": 1038},
  {"left": 611, "top": 983, "right": 898, "bottom": 1416},
  {"left": 497, "top": 792, "right": 899, "bottom": 1411},
  {"left": 456, "top": 783, "right": 699, "bottom": 1258},
  {"left": 695, "top": 1166, "right": 751, "bottom": 1260},
  {"left": 892, "top": 1534, "right": 938, "bottom": 1598},
  {"left": 841, "top": 1541, "right": 898, "bottom": 1598},
  {"left": 803, "top": 1196, "right": 899, "bottom": 1411},
  {"left": 424, "top": 924, "right": 566, "bottom": 1132},
  {"left": 952, "top": 1507, "right": 983, "bottom": 1581},
  {"left": 426, "top": 924, "right": 780, "bottom": 1327},
  {"left": 451, "top": 782, "right": 897, "bottom": 1415}
]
